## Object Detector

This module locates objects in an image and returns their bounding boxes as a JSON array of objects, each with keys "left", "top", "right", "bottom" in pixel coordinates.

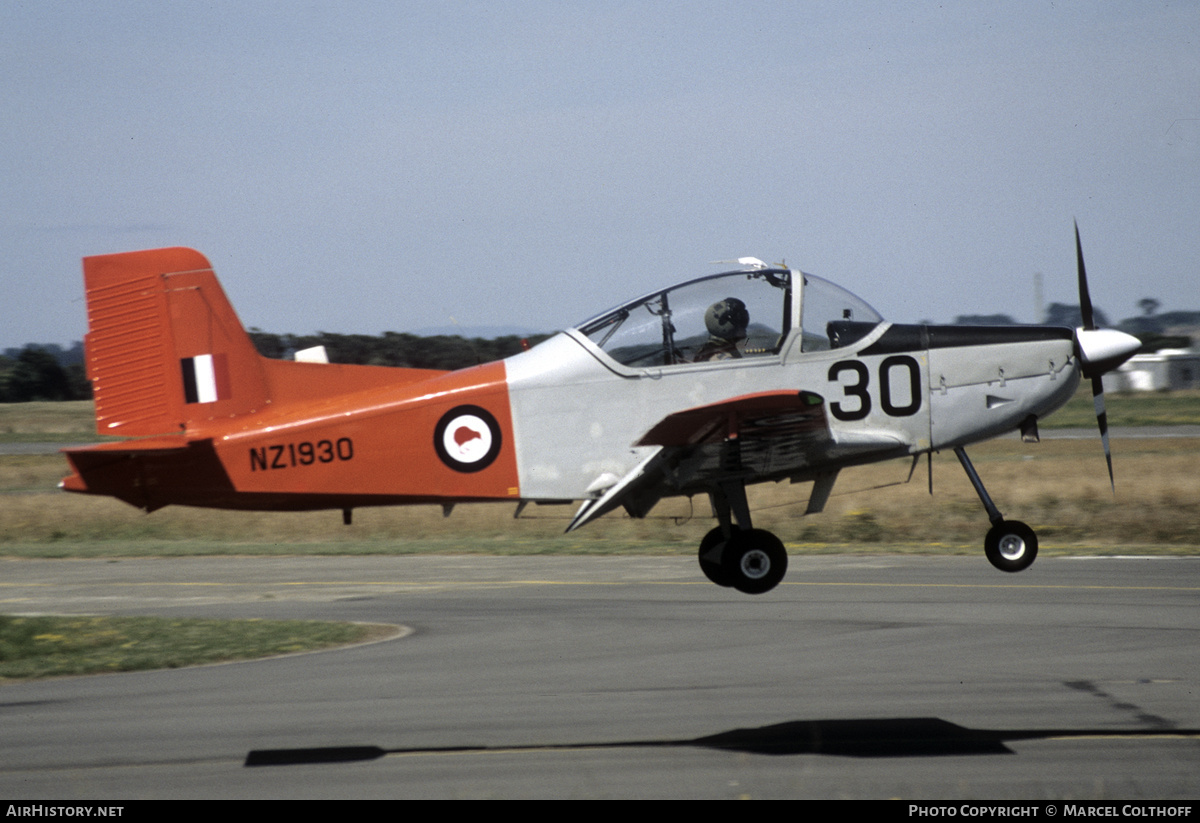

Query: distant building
[{"left": 1107, "top": 348, "right": 1200, "bottom": 391}]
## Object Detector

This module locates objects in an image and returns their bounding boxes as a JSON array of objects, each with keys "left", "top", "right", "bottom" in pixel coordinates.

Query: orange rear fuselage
[{"left": 61, "top": 248, "right": 520, "bottom": 512}]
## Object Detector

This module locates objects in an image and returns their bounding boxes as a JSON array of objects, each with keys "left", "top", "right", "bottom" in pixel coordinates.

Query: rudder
[{"left": 83, "top": 247, "right": 268, "bottom": 436}]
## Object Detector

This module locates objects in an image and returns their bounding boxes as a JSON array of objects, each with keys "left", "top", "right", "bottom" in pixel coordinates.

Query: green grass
[
  {"left": 1041, "top": 388, "right": 1200, "bottom": 427},
  {"left": 0, "top": 401, "right": 104, "bottom": 443},
  {"left": 0, "top": 614, "right": 378, "bottom": 681}
]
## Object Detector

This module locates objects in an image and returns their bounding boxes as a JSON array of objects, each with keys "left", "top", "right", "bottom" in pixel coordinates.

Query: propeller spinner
[{"left": 1071, "top": 222, "right": 1141, "bottom": 490}]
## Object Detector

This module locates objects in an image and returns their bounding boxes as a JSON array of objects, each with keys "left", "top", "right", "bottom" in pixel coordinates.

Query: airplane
[{"left": 61, "top": 226, "right": 1141, "bottom": 594}]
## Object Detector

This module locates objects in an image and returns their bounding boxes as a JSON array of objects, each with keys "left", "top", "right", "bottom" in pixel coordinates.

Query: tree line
[
  {"left": 4, "top": 299, "right": 1196, "bottom": 403},
  {"left": 0, "top": 344, "right": 90, "bottom": 402},
  {"left": 245, "top": 329, "right": 552, "bottom": 371},
  {"left": 952, "top": 303, "right": 1198, "bottom": 353},
  {"left": 0, "top": 331, "right": 552, "bottom": 402}
]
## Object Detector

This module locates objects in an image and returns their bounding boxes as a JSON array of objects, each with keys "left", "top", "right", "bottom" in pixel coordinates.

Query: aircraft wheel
[
  {"left": 721, "top": 529, "right": 788, "bottom": 595},
  {"left": 984, "top": 520, "right": 1038, "bottom": 573},
  {"left": 698, "top": 526, "right": 734, "bottom": 587}
]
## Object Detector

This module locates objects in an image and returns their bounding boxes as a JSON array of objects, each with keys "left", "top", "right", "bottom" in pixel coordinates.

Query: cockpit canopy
[{"left": 573, "top": 266, "right": 882, "bottom": 368}]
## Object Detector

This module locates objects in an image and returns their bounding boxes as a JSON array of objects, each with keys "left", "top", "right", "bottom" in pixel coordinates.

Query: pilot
[{"left": 695, "top": 297, "right": 749, "bottom": 361}]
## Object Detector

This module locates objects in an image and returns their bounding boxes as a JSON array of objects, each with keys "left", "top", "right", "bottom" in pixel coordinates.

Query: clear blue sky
[{"left": 3, "top": 1, "right": 1197, "bottom": 349}]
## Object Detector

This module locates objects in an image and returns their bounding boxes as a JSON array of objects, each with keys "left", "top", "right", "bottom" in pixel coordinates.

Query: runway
[{"left": 1, "top": 555, "right": 1198, "bottom": 799}]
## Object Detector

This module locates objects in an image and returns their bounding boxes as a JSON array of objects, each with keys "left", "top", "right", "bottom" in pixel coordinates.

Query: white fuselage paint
[{"left": 504, "top": 301, "right": 1081, "bottom": 504}]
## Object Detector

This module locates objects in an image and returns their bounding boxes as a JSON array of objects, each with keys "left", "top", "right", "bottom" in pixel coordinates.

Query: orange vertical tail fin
[{"left": 83, "top": 247, "right": 268, "bottom": 436}]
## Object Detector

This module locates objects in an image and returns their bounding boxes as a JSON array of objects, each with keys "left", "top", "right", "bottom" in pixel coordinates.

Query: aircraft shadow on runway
[{"left": 244, "top": 717, "right": 1196, "bottom": 766}]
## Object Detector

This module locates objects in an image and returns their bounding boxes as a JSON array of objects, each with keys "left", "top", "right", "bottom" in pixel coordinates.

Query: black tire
[
  {"left": 984, "top": 520, "right": 1038, "bottom": 573},
  {"left": 721, "top": 529, "right": 788, "bottom": 594},
  {"left": 698, "top": 526, "right": 735, "bottom": 587}
]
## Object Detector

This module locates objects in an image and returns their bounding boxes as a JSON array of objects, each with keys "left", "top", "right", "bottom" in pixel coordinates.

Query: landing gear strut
[
  {"left": 697, "top": 482, "right": 789, "bottom": 594},
  {"left": 954, "top": 446, "right": 1038, "bottom": 573}
]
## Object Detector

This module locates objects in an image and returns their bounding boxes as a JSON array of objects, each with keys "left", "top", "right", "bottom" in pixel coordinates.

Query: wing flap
[{"left": 567, "top": 391, "right": 832, "bottom": 532}]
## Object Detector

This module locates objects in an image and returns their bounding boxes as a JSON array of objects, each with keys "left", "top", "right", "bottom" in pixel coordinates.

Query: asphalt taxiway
[{"left": 1, "top": 555, "right": 1197, "bottom": 799}]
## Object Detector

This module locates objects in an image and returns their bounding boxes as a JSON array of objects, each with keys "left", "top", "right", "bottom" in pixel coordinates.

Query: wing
[
  {"left": 567, "top": 390, "right": 832, "bottom": 532},
  {"left": 634, "top": 389, "right": 827, "bottom": 448}
]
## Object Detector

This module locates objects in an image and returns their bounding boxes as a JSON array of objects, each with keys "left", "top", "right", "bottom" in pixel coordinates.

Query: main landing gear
[
  {"left": 695, "top": 448, "right": 1038, "bottom": 592},
  {"left": 954, "top": 446, "right": 1038, "bottom": 572},
  {"left": 698, "top": 481, "right": 789, "bottom": 594}
]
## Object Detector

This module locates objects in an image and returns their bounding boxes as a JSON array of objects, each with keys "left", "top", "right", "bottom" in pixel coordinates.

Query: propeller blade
[
  {"left": 1072, "top": 224, "right": 1136, "bottom": 494},
  {"left": 1075, "top": 220, "right": 1095, "bottom": 331},
  {"left": 1092, "top": 375, "right": 1115, "bottom": 492}
]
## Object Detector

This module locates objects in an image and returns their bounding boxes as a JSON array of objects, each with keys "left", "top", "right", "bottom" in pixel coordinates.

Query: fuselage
[{"left": 62, "top": 256, "right": 1084, "bottom": 516}]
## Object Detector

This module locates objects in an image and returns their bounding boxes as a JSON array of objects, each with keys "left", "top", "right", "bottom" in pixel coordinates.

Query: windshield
[
  {"left": 576, "top": 269, "right": 792, "bottom": 367},
  {"left": 799, "top": 273, "right": 883, "bottom": 351}
]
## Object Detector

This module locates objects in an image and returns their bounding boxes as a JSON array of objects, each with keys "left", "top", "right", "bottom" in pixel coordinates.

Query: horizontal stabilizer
[{"left": 61, "top": 438, "right": 234, "bottom": 512}]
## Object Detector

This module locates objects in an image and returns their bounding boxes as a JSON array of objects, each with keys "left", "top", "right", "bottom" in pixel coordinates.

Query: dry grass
[
  {"left": 3, "top": 434, "right": 1198, "bottom": 556},
  {"left": 749, "top": 437, "right": 1200, "bottom": 549}
]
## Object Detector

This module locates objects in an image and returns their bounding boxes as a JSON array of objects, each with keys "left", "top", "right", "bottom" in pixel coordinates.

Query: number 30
[{"left": 828, "top": 356, "right": 921, "bottom": 421}]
